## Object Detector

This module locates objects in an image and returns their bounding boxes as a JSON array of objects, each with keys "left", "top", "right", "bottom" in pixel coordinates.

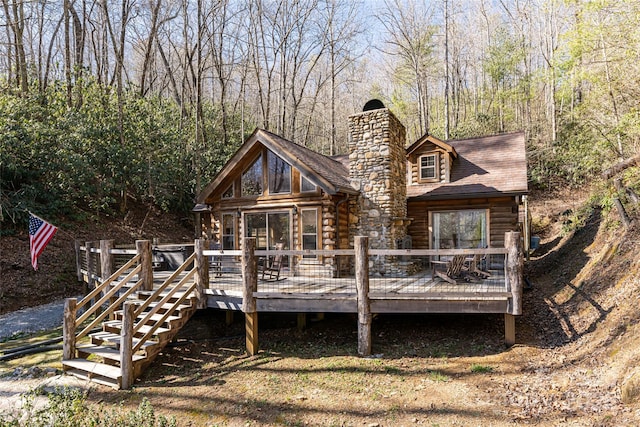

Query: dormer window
[{"left": 419, "top": 153, "right": 438, "bottom": 182}]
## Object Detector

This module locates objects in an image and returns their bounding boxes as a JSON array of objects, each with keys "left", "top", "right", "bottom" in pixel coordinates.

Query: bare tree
[{"left": 378, "top": 0, "right": 438, "bottom": 137}]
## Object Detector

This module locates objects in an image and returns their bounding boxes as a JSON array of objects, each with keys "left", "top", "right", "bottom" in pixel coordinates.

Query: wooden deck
[
  {"left": 151, "top": 266, "right": 511, "bottom": 314},
  {"left": 74, "top": 235, "right": 524, "bottom": 365}
]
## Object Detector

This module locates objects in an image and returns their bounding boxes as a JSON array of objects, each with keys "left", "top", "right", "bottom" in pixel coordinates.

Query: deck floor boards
[{"left": 151, "top": 268, "right": 507, "bottom": 297}]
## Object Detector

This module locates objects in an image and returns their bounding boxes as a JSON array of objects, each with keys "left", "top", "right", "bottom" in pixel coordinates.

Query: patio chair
[
  {"left": 432, "top": 254, "right": 467, "bottom": 285},
  {"left": 210, "top": 242, "right": 223, "bottom": 277},
  {"left": 260, "top": 243, "right": 284, "bottom": 281},
  {"left": 467, "top": 253, "right": 490, "bottom": 278}
]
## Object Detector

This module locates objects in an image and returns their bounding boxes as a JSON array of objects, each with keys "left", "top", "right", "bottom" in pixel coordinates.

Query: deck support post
[
  {"left": 226, "top": 311, "right": 234, "bottom": 325},
  {"left": 136, "top": 240, "right": 153, "bottom": 291},
  {"left": 355, "top": 236, "right": 372, "bottom": 356},
  {"left": 194, "top": 238, "right": 209, "bottom": 309},
  {"left": 505, "top": 314, "right": 516, "bottom": 346},
  {"left": 100, "top": 240, "right": 115, "bottom": 318},
  {"left": 297, "top": 313, "right": 307, "bottom": 331},
  {"left": 505, "top": 231, "right": 524, "bottom": 345},
  {"left": 62, "top": 298, "right": 77, "bottom": 360},
  {"left": 242, "top": 238, "right": 258, "bottom": 356},
  {"left": 121, "top": 301, "right": 135, "bottom": 390}
]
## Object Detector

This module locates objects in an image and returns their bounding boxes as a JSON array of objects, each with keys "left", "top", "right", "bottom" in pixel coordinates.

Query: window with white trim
[
  {"left": 221, "top": 213, "right": 235, "bottom": 249},
  {"left": 419, "top": 153, "right": 438, "bottom": 181}
]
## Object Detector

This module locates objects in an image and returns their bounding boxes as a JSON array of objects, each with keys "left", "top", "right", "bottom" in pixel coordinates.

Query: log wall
[{"left": 407, "top": 196, "right": 520, "bottom": 248}]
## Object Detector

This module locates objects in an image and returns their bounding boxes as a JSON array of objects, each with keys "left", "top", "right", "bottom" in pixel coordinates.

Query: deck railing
[{"left": 72, "top": 232, "right": 524, "bottom": 356}]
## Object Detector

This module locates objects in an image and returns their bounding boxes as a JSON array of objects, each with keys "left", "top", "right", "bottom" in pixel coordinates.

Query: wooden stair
[{"left": 62, "top": 289, "right": 198, "bottom": 389}]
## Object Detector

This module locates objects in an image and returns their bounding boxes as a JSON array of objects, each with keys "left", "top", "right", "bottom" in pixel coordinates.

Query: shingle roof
[{"left": 406, "top": 132, "right": 528, "bottom": 200}]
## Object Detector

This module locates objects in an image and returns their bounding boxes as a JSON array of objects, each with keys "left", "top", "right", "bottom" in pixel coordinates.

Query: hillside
[
  {"left": 0, "top": 204, "right": 194, "bottom": 315},
  {"left": 3, "top": 190, "right": 640, "bottom": 424}
]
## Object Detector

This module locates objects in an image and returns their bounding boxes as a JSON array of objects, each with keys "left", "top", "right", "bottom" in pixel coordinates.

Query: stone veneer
[{"left": 347, "top": 107, "right": 408, "bottom": 252}]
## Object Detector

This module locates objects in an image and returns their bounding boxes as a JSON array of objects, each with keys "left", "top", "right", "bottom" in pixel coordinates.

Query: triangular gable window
[
  {"left": 242, "top": 154, "right": 263, "bottom": 196},
  {"left": 267, "top": 150, "right": 291, "bottom": 194}
]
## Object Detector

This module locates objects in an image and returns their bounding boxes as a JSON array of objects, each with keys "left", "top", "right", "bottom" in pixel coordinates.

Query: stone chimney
[{"left": 348, "top": 100, "right": 407, "bottom": 251}]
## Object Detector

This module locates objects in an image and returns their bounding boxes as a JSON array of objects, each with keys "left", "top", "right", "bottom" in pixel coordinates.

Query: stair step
[
  {"left": 136, "top": 290, "right": 196, "bottom": 300},
  {"left": 103, "top": 320, "right": 171, "bottom": 337},
  {"left": 62, "top": 359, "right": 121, "bottom": 388},
  {"left": 130, "top": 300, "right": 193, "bottom": 313},
  {"left": 114, "top": 311, "right": 183, "bottom": 326},
  {"left": 90, "top": 331, "right": 160, "bottom": 350},
  {"left": 76, "top": 344, "right": 147, "bottom": 363}
]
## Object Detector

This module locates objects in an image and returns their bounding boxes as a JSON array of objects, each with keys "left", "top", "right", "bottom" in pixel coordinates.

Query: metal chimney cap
[{"left": 362, "top": 99, "right": 385, "bottom": 111}]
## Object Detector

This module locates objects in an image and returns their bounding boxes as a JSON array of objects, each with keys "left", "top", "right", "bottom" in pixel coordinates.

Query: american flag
[{"left": 28, "top": 213, "right": 58, "bottom": 270}]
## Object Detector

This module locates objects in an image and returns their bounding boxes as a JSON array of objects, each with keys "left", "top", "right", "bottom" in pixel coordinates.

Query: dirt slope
[{"left": 0, "top": 203, "right": 194, "bottom": 315}]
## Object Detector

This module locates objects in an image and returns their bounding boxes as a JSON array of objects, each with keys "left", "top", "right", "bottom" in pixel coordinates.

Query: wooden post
[
  {"left": 100, "top": 239, "right": 115, "bottom": 279},
  {"left": 75, "top": 240, "right": 83, "bottom": 283},
  {"left": 120, "top": 301, "right": 135, "bottom": 390},
  {"left": 523, "top": 195, "right": 530, "bottom": 262},
  {"left": 297, "top": 313, "right": 307, "bottom": 331},
  {"left": 505, "top": 231, "right": 523, "bottom": 346},
  {"left": 242, "top": 238, "right": 258, "bottom": 356},
  {"left": 505, "top": 314, "right": 516, "bottom": 347},
  {"left": 194, "top": 238, "right": 208, "bottom": 309},
  {"left": 100, "top": 240, "right": 116, "bottom": 318},
  {"left": 62, "top": 298, "right": 77, "bottom": 360},
  {"left": 225, "top": 311, "right": 234, "bottom": 326},
  {"left": 355, "top": 236, "right": 371, "bottom": 356},
  {"left": 136, "top": 240, "right": 153, "bottom": 291}
]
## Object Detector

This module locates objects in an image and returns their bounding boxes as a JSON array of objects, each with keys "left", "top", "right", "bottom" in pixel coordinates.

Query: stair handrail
[
  {"left": 75, "top": 264, "right": 142, "bottom": 326},
  {"left": 133, "top": 252, "right": 197, "bottom": 318},
  {"left": 133, "top": 267, "right": 197, "bottom": 336},
  {"left": 76, "top": 254, "right": 141, "bottom": 313},
  {"left": 132, "top": 281, "right": 198, "bottom": 353},
  {"left": 75, "top": 278, "right": 144, "bottom": 341}
]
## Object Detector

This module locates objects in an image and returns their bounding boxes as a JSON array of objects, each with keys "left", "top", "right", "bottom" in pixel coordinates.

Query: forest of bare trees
[{"left": 1, "top": 0, "right": 639, "bottom": 223}]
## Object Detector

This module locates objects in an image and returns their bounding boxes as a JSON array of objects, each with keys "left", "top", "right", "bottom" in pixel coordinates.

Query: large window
[
  {"left": 432, "top": 209, "right": 487, "bottom": 249},
  {"left": 267, "top": 150, "right": 291, "bottom": 194},
  {"left": 420, "top": 154, "right": 438, "bottom": 181},
  {"left": 242, "top": 154, "right": 263, "bottom": 196},
  {"left": 221, "top": 214, "right": 235, "bottom": 250}
]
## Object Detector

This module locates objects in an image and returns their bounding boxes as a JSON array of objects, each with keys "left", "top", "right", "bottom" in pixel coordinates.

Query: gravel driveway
[{"left": 0, "top": 298, "right": 72, "bottom": 341}]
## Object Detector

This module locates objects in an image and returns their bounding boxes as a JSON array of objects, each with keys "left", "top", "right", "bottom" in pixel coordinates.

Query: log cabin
[{"left": 195, "top": 100, "right": 528, "bottom": 277}]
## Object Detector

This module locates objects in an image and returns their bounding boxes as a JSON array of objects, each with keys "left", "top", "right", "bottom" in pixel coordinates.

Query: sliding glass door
[
  {"left": 432, "top": 209, "right": 487, "bottom": 249},
  {"left": 245, "top": 212, "right": 290, "bottom": 250}
]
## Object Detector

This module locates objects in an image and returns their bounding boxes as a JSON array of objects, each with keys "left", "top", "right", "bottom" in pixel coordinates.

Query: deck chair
[
  {"left": 466, "top": 253, "right": 490, "bottom": 278},
  {"left": 433, "top": 254, "right": 467, "bottom": 285},
  {"left": 210, "top": 243, "right": 223, "bottom": 277},
  {"left": 260, "top": 243, "right": 284, "bottom": 281}
]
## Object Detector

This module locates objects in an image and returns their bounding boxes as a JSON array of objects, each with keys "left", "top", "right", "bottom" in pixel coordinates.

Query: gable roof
[
  {"left": 196, "top": 128, "right": 356, "bottom": 203},
  {"left": 406, "top": 134, "right": 458, "bottom": 159},
  {"left": 406, "top": 131, "right": 528, "bottom": 200}
]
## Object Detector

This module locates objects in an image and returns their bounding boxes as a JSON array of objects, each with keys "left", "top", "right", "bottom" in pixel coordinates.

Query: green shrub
[{"left": 0, "top": 387, "right": 175, "bottom": 427}]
